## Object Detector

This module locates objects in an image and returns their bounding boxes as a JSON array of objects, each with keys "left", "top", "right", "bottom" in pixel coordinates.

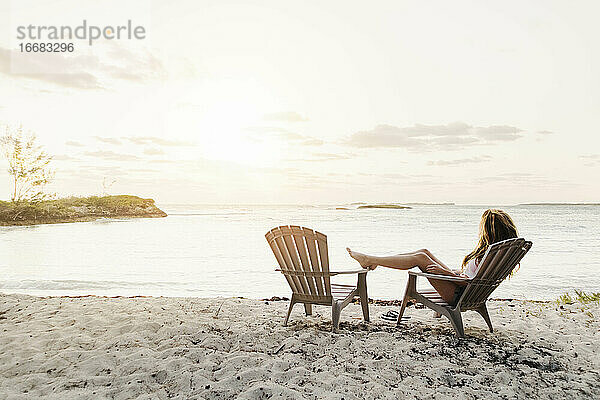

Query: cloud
[
  {"left": 428, "top": 155, "right": 492, "bottom": 166},
  {"left": 262, "top": 112, "right": 308, "bottom": 122},
  {"left": 267, "top": 168, "right": 345, "bottom": 187},
  {"left": 65, "top": 140, "right": 84, "bottom": 147},
  {"left": 297, "top": 152, "right": 356, "bottom": 162},
  {"left": 0, "top": 45, "right": 166, "bottom": 90},
  {"left": 52, "top": 154, "right": 78, "bottom": 161},
  {"left": 143, "top": 148, "right": 165, "bottom": 156},
  {"left": 245, "top": 127, "right": 323, "bottom": 146},
  {"left": 580, "top": 154, "right": 600, "bottom": 160},
  {"left": 104, "top": 45, "right": 166, "bottom": 82},
  {"left": 580, "top": 154, "right": 600, "bottom": 167},
  {"left": 472, "top": 172, "right": 579, "bottom": 188},
  {"left": 477, "top": 172, "right": 533, "bottom": 181},
  {"left": 473, "top": 125, "right": 523, "bottom": 141},
  {"left": 0, "top": 47, "right": 100, "bottom": 89},
  {"left": 124, "top": 136, "right": 194, "bottom": 147},
  {"left": 60, "top": 164, "right": 162, "bottom": 179},
  {"left": 358, "top": 172, "right": 408, "bottom": 180},
  {"left": 84, "top": 150, "right": 140, "bottom": 161},
  {"left": 301, "top": 138, "right": 325, "bottom": 146},
  {"left": 345, "top": 122, "right": 523, "bottom": 151},
  {"left": 94, "top": 136, "right": 122, "bottom": 145}
]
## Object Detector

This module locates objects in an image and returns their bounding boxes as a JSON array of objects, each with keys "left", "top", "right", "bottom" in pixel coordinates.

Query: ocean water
[{"left": 1, "top": 204, "right": 598, "bottom": 301}]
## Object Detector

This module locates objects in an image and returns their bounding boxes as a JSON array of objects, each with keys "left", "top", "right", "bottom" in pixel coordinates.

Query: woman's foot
[{"left": 346, "top": 248, "right": 376, "bottom": 269}]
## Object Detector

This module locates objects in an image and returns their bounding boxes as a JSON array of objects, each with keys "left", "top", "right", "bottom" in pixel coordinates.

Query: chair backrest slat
[
  {"left": 272, "top": 228, "right": 305, "bottom": 294},
  {"left": 458, "top": 238, "right": 532, "bottom": 309},
  {"left": 462, "top": 240, "right": 515, "bottom": 305},
  {"left": 266, "top": 225, "right": 331, "bottom": 299},
  {"left": 461, "top": 241, "right": 511, "bottom": 307},
  {"left": 290, "top": 225, "right": 319, "bottom": 296},
  {"left": 498, "top": 240, "right": 530, "bottom": 278},
  {"left": 301, "top": 227, "right": 327, "bottom": 296},
  {"left": 265, "top": 230, "right": 298, "bottom": 293},
  {"left": 315, "top": 231, "right": 332, "bottom": 296},
  {"left": 279, "top": 226, "right": 311, "bottom": 295},
  {"left": 480, "top": 240, "right": 531, "bottom": 300}
]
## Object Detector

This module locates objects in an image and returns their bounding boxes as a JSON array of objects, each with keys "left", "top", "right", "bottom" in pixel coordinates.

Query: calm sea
[{"left": 1, "top": 204, "right": 598, "bottom": 301}]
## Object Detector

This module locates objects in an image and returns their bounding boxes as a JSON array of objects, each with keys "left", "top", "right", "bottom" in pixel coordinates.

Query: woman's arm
[
  {"left": 421, "top": 250, "right": 471, "bottom": 277},
  {"left": 424, "top": 264, "right": 463, "bottom": 277},
  {"left": 419, "top": 249, "right": 452, "bottom": 271}
]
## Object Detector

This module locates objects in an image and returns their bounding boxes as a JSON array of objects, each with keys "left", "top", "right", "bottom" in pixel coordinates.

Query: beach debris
[
  {"left": 151, "top": 370, "right": 168, "bottom": 384},
  {"left": 259, "top": 296, "right": 290, "bottom": 302},
  {"left": 350, "top": 298, "right": 415, "bottom": 307},
  {"left": 213, "top": 301, "right": 225, "bottom": 319},
  {"left": 273, "top": 343, "right": 286, "bottom": 355}
]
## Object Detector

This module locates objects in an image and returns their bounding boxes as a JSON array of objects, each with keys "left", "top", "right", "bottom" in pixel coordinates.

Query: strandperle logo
[{"left": 16, "top": 20, "right": 146, "bottom": 45}]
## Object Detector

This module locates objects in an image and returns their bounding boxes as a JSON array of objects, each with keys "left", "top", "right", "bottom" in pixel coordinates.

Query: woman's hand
[{"left": 424, "top": 264, "right": 450, "bottom": 275}]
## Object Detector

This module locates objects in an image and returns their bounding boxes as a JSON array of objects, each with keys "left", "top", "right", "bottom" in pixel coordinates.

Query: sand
[{"left": 0, "top": 294, "right": 598, "bottom": 399}]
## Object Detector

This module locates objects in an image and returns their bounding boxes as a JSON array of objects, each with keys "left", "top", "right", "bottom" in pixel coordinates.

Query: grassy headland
[{"left": 0, "top": 195, "right": 167, "bottom": 226}]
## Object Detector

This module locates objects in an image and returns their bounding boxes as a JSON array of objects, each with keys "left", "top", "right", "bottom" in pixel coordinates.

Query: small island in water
[
  {"left": 358, "top": 204, "right": 412, "bottom": 209},
  {"left": 0, "top": 195, "right": 167, "bottom": 226}
]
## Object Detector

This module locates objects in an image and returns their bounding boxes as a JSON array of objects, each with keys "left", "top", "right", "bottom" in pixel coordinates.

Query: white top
[{"left": 463, "top": 258, "right": 480, "bottom": 279}]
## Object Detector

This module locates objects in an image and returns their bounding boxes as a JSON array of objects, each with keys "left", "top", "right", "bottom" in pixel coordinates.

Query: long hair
[{"left": 462, "top": 209, "right": 518, "bottom": 270}]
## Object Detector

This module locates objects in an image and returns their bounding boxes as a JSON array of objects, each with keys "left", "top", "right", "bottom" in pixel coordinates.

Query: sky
[{"left": 0, "top": 0, "right": 599, "bottom": 204}]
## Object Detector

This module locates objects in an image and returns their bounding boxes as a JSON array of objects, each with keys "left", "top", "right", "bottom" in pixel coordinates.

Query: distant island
[
  {"left": 0, "top": 195, "right": 167, "bottom": 226},
  {"left": 519, "top": 203, "right": 600, "bottom": 206},
  {"left": 358, "top": 204, "right": 412, "bottom": 209},
  {"left": 406, "top": 202, "right": 455, "bottom": 206}
]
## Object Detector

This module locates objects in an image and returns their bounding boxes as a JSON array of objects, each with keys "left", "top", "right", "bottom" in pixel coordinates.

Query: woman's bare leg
[
  {"left": 346, "top": 248, "right": 458, "bottom": 303},
  {"left": 347, "top": 248, "right": 437, "bottom": 270}
]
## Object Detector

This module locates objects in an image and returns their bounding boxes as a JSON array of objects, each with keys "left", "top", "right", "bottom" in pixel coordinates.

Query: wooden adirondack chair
[
  {"left": 397, "top": 238, "right": 533, "bottom": 337},
  {"left": 265, "top": 225, "right": 370, "bottom": 332}
]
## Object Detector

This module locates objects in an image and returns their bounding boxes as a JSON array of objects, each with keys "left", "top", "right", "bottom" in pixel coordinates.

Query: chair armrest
[
  {"left": 275, "top": 268, "right": 368, "bottom": 276},
  {"left": 408, "top": 271, "right": 471, "bottom": 283},
  {"left": 329, "top": 269, "right": 369, "bottom": 276}
]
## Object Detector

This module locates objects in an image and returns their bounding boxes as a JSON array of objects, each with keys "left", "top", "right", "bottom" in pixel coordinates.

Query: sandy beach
[{"left": 0, "top": 294, "right": 598, "bottom": 399}]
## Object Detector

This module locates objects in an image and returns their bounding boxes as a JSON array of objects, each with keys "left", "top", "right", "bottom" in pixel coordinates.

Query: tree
[
  {"left": 101, "top": 176, "right": 116, "bottom": 196},
  {"left": 1, "top": 125, "right": 54, "bottom": 202}
]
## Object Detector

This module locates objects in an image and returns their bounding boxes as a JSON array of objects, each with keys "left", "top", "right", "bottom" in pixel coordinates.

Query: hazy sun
[{"left": 167, "top": 79, "right": 276, "bottom": 165}]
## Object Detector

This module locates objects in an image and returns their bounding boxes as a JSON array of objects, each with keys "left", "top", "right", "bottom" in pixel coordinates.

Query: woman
[{"left": 346, "top": 209, "right": 518, "bottom": 306}]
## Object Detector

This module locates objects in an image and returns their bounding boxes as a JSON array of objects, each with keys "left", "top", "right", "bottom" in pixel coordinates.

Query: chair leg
[
  {"left": 331, "top": 300, "right": 341, "bottom": 332},
  {"left": 397, "top": 275, "right": 415, "bottom": 325},
  {"left": 447, "top": 310, "right": 465, "bottom": 337},
  {"left": 358, "top": 273, "right": 370, "bottom": 322},
  {"left": 284, "top": 296, "right": 296, "bottom": 326},
  {"left": 475, "top": 304, "right": 493, "bottom": 333},
  {"left": 304, "top": 303, "right": 313, "bottom": 316}
]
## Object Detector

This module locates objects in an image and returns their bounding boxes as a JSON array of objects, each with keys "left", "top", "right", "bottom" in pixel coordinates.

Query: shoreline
[
  {"left": 0, "top": 291, "right": 553, "bottom": 304},
  {"left": 0, "top": 213, "right": 167, "bottom": 227},
  {"left": 0, "top": 195, "right": 167, "bottom": 227},
  {"left": 1, "top": 293, "right": 598, "bottom": 399}
]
